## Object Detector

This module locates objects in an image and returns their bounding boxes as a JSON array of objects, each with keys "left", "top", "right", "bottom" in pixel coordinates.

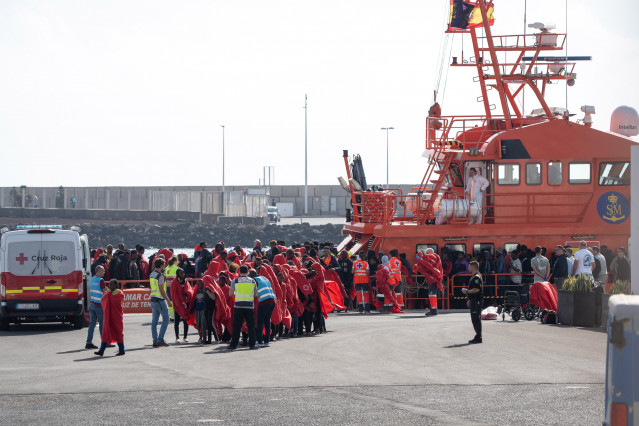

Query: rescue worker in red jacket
[
  {"left": 352, "top": 252, "right": 371, "bottom": 314},
  {"left": 388, "top": 249, "right": 404, "bottom": 309}
]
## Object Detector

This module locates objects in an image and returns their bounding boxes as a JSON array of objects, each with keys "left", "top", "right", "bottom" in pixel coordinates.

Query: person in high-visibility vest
[
  {"left": 227, "top": 265, "right": 259, "bottom": 350},
  {"left": 149, "top": 258, "right": 172, "bottom": 347},
  {"left": 85, "top": 265, "right": 106, "bottom": 350},
  {"left": 352, "top": 252, "right": 371, "bottom": 314},
  {"left": 164, "top": 256, "right": 179, "bottom": 320},
  {"left": 388, "top": 249, "right": 404, "bottom": 310}
]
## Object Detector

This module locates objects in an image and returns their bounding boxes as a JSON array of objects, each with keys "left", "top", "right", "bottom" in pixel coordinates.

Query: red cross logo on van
[{"left": 16, "top": 253, "right": 28, "bottom": 265}]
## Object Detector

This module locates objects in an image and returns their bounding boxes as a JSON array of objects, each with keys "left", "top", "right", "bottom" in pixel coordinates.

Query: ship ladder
[{"left": 416, "top": 146, "right": 457, "bottom": 224}]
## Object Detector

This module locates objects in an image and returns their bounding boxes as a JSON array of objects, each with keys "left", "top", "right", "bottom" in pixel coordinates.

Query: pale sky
[{"left": 1, "top": 0, "right": 637, "bottom": 188}]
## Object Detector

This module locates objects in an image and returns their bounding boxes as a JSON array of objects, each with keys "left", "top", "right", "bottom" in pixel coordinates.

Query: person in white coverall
[{"left": 465, "top": 167, "right": 489, "bottom": 224}]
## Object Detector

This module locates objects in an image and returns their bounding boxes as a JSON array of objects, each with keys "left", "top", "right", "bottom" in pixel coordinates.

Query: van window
[
  {"left": 598, "top": 162, "right": 630, "bottom": 186},
  {"left": 525, "top": 163, "right": 542, "bottom": 185},
  {"left": 416, "top": 244, "right": 438, "bottom": 254},
  {"left": 473, "top": 243, "right": 495, "bottom": 257},
  {"left": 569, "top": 163, "right": 591, "bottom": 184},
  {"left": 497, "top": 164, "right": 520, "bottom": 185},
  {"left": 41, "top": 241, "right": 76, "bottom": 276},
  {"left": 548, "top": 161, "right": 562, "bottom": 185},
  {"left": 7, "top": 241, "right": 76, "bottom": 276},
  {"left": 7, "top": 241, "right": 42, "bottom": 276}
]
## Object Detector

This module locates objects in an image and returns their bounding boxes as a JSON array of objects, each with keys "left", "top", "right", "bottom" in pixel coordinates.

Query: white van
[{"left": 0, "top": 225, "right": 91, "bottom": 330}]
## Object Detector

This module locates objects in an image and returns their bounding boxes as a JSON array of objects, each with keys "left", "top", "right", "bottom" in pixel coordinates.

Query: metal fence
[{"left": 0, "top": 187, "right": 268, "bottom": 218}]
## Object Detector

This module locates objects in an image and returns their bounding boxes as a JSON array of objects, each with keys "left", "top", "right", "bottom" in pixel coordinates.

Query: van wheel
[
  {"left": 0, "top": 318, "right": 9, "bottom": 331},
  {"left": 72, "top": 316, "right": 84, "bottom": 330}
]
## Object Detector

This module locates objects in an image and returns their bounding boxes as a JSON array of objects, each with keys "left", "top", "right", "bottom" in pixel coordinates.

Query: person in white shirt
[
  {"left": 465, "top": 167, "right": 489, "bottom": 224},
  {"left": 572, "top": 241, "right": 593, "bottom": 277},
  {"left": 509, "top": 250, "right": 522, "bottom": 284}
]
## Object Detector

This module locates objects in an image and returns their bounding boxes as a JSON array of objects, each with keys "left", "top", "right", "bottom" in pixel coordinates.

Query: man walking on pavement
[
  {"left": 85, "top": 265, "right": 106, "bottom": 349},
  {"left": 462, "top": 261, "right": 483, "bottom": 344},
  {"left": 465, "top": 167, "right": 489, "bottom": 224},
  {"left": 149, "top": 258, "right": 172, "bottom": 347}
]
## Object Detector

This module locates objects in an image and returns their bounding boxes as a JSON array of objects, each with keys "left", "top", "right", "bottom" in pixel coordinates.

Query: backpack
[{"left": 542, "top": 310, "right": 557, "bottom": 324}]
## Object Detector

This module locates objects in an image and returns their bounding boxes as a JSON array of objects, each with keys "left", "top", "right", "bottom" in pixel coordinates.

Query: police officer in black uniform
[{"left": 462, "top": 261, "right": 483, "bottom": 344}]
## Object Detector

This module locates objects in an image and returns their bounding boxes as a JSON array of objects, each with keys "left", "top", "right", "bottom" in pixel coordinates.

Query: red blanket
[
  {"left": 101, "top": 289, "right": 124, "bottom": 343},
  {"left": 414, "top": 253, "right": 443, "bottom": 291},
  {"left": 324, "top": 269, "right": 348, "bottom": 300},
  {"left": 202, "top": 275, "right": 232, "bottom": 335},
  {"left": 529, "top": 281, "right": 558, "bottom": 311},
  {"left": 158, "top": 248, "right": 173, "bottom": 262},
  {"left": 170, "top": 279, "right": 196, "bottom": 326}
]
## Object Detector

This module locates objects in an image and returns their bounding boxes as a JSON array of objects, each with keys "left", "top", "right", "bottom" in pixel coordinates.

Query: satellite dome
[{"left": 610, "top": 105, "right": 638, "bottom": 137}]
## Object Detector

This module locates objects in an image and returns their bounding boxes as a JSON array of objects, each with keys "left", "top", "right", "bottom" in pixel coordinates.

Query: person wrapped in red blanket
[
  {"left": 414, "top": 249, "right": 443, "bottom": 316},
  {"left": 94, "top": 279, "right": 125, "bottom": 356},
  {"left": 375, "top": 265, "right": 403, "bottom": 313},
  {"left": 170, "top": 269, "right": 196, "bottom": 342}
]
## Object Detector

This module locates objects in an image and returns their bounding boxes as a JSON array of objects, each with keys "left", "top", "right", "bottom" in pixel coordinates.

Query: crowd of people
[
  {"left": 439, "top": 242, "right": 631, "bottom": 291},
  {"left": 83, "top": 238, "right": 631, "bottom": 354}
]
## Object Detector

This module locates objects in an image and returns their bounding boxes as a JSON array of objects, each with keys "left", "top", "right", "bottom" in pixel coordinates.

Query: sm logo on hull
[{"left": 596, "top": 191, "right": 630, "bottom": 224}]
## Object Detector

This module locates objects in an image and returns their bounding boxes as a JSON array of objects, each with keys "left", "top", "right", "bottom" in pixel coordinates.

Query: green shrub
[
  {"left": 562, "top": 274, "right": 592, "bottom": 292},
  {"left": 610, "top": 280, "right": 632, "bottom": 295}
]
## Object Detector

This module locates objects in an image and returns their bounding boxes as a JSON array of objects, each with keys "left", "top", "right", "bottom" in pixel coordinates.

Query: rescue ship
[{"left": 338, "top": 1, "right": 637, "bottom": 294}]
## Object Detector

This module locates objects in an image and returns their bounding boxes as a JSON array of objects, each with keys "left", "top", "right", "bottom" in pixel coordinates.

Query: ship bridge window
[
  {"left": 504, "top": 243, "right": 520, "bottom": 255},
  {"left": 548, "top": 161, "right": 562, "bottom": 185},
  {"left": 497, "top": 164, "right": 520, "bottom": 185},
  {"left": 525, "top": 163, "right": 542, "bottom": 185},
  {"left": 569, "top": 163, "right": 591, "bottom": 184},
  {"left": 416, "top": 244, "right": 438, "bottom": 254},
  {"left": 473, "top": 243, "right": 495, "bottom": 258},
  {"left": 443, "top": 244, "right": 466, "bottom": 260},
  {"left": 598, "top": 162, "right": 630, "bottom": 186}
]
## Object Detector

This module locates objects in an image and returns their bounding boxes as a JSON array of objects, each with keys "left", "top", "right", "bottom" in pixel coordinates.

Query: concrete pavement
[{"left": 0, "top": 312, "right": 606, "bottom": 424}]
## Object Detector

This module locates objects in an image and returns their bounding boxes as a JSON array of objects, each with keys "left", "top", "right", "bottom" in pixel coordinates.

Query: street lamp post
[
  {"left": 381, "top": 127, "right": 394, "bottom": 186},
  {"left": 304, "top": 94, "right": 308, "bottom": 215},
  {"left": 220, "top": 125, "right": 225, "bottom": 215}
]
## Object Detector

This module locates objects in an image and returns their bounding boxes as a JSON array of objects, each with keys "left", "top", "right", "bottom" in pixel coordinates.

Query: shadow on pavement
[
  {"left": 57, "top": 348, "right": 89, "bottom": 354},
  {"left": 443, "top": 342, "right": 472, "bottom": 348},
  {"left": 0, "top": 324, "right": 76, "bottom": 336},
  {"left": 74, "top": 356, "right": 104, "bottom": 362},
  {"left": 122, "top": 347, "right": 152, "bottom": 352},
  {"left": 397, "top": 315, "right": 428, "bottom": 319}
]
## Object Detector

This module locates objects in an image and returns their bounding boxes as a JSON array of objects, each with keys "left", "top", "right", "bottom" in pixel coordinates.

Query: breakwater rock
[{"left": 79, "top": 222, "right": 345, "bottom": 250}]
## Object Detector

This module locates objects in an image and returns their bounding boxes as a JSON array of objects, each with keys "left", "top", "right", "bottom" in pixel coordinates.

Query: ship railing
[
  {"left": 471, "top": 33, "right": 566, "bottom": 52},
  {"left": 426, "top": 115, "right": 550, "bottom": 152},
  {"left": 351, "top": 187, "right": 593, "bottom": 226},
  {"left": 403, "top": 274, "right": 451, "bottom": 310},
  {"left": 481, "top": 191, "right": 593, "bottom": 224},
  {"left": 350, "top": 188, "right": 406, "bottom": 224},
  {"left": 113, "top": 278, "right": 206, "bottom": 289},
  {"left": 456, "top": 61, "right": 578, "bottom": 82},
  {"left": 403, "top": 273, "right": 538, "bottom": 310}
]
